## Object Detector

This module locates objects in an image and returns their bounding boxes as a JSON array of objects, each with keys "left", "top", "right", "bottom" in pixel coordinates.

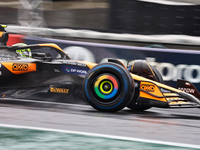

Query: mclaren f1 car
[{"left": 0, "top": 25, "right": 200, "bottom": 112}]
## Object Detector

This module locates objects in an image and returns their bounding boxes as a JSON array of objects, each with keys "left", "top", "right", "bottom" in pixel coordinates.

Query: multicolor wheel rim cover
[{"left": 94, "top": 74, "right": 119, "bottom": 99}]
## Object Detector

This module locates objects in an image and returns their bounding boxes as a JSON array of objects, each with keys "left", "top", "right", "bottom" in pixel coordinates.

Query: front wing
[{"left": 131, "top": 73, "right": 200, "bottom": 108}]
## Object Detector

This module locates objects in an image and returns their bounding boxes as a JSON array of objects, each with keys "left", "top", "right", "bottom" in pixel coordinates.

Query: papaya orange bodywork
[
  {"left": 0, "top": 32, "right": 3, "bottom": 37},
  {"left": 1, "top": 62, "right": 37, "bottom": 75},
  {"left": 139, "top": 91, "right": 167, "bottom": 102}
]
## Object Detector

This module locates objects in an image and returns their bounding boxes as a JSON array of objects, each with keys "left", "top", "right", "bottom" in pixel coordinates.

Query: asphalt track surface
[{"left": 0, "top": 99, "right": 200, "bottom": 147}]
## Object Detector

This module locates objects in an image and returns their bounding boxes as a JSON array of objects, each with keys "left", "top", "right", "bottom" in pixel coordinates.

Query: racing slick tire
[
  {"left": 127, "top": 64, "right": 164, "bottom": 111},
  {"left": 83, "top": 62, "right": 135, "bottom": 112}
]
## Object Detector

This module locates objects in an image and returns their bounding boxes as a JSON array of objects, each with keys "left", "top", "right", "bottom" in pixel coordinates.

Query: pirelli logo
[
  {"left": 12, "top": 63, "right": 28, "bottom": 71},
  {"left": 50, "top": 87, "right": 69, "bottom": 94},
  {"left": 141, "top": 84, "right": 155, "bottom": 92}
]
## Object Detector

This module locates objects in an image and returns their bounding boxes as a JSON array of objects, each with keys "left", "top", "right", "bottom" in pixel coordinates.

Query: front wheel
[{"left": 83, "top": 62, "right": 135, "bottom": 112}]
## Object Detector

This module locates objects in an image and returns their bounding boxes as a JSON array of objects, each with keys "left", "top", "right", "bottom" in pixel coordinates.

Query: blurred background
[
  {"left": 1, "top": 0, "right": 200, "bottom": 49},
  {"left": 0, "top": 0, "right": 109, "bottom": 31},
  {"left": 1, "top": 0, "right": 200, "bottom": 89}
]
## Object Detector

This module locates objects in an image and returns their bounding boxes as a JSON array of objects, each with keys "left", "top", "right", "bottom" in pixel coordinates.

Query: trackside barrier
[
  {"left": 6, "top": 25, "right": 200, "bottom": 46},
  {"left": 110, "top": 0, "right": 200, "bottom": 36},
  {"left": 24, "top": 36, "right": 200, "bottom": 91}
]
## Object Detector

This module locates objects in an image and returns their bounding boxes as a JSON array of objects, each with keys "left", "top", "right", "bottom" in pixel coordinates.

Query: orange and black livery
[
  {"left": 0, "top": 42, "right": 200, "bottom": 112},
  {"left": 0, "top": 25, "right": 200, "bottom": 112}
]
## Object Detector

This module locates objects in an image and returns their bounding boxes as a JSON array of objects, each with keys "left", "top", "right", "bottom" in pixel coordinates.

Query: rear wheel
[{"left": 83, "top": 62, "right": 134, "bottom": 112}]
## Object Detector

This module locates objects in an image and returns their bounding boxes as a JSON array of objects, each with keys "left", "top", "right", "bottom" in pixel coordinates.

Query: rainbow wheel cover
[{"left": 94, "top": 74, "right": 119, "bottom": 99}]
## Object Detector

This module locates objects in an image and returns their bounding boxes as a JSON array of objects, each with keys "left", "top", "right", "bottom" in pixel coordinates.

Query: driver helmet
[{"left": 12, "top": 43, "right": 31, "bottom": 58}]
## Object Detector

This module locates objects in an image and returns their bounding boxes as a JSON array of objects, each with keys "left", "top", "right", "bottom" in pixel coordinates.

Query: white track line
[
  {"left": 0, "top": 124, "right": 199, "bottom": 149},
  {"left": 139, "top": 0, "right": 194, "bottom": 5}
]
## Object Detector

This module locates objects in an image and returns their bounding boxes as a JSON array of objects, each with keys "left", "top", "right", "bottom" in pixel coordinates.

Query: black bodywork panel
[{"left": 0, "top": 44, "right": 92, "bottom": 104}]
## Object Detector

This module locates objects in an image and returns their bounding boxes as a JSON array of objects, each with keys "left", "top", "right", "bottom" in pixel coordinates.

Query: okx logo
[
  {"left": 141, "top": 84, "right": 155, "bottom": 92},
  {"left": 12, "top": 63, "right": 29, "bottom": 71}
]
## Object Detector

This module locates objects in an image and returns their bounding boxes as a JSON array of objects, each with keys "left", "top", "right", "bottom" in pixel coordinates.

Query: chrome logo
[{"left": 94, "top": 74, "right": 119, "bottom": 99}]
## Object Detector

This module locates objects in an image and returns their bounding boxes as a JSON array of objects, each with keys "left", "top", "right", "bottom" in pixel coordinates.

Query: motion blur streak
[{"left": 0, "top": 124, "right": 199, "bottom": 150}]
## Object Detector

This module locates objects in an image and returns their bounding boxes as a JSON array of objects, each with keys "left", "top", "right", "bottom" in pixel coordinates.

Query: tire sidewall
[{"left": 83, "top": 62, "right": 134, "bottom": 112}]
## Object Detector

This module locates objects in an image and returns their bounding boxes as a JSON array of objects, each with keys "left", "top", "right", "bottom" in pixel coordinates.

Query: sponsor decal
[
  {"left": 146, "top": 57, "right": 200, "bottom": 83},
  {"left": 61, "top": 65, "right": 89, "bottom": 75},
  {"left": 1, "top": 62, "right": 36, "bottom": 75},
  {"left": 64, "top": 61, "right": 77, "bottom": 65},
  {"left": 141, "top": 84, "right": 155, "bottom": 92},
  {"left": 50, "top": 87, "right": 69, "bottom": 94},
  {"left": 0, "top": 53, "right": 14, "bottom": 60},
  {"left": 77, "top": 62, "right": 87, "bottom": 67},
  {"left": 53, "top": 69, "right": 60, "bottom": 73},
  {"left": 178, "top": 87, "right": 195, "bottom": 94},
  {"left": 12, "top": 63, "right": 29, "bottom": 71},
  {"left": 63, "top": 61, "right": 87, "bottom": 67},
  {"left": 65, "top": 67, "right": 70, "bottom": 72}
]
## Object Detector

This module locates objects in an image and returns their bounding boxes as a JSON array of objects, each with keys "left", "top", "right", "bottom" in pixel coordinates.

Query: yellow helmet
[{"left": 12, "top": 43, "right": 32, "bottom": 58}]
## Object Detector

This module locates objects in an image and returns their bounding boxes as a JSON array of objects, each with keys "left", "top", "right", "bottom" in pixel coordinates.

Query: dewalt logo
[
  {"left": 141, "top": 84, "right": 155, "bottom": 92},
  {"left": 12, "top": 63, "right": 28, "bottom": 71},
  {"left": 50, "top": 87, "right": 69, "bottom": 94}
]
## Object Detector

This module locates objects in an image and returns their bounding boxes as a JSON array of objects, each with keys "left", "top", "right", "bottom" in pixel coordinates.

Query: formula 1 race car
[
  {"left": 0, "top": 25, "right": 200, "bottom": 112},
  {"left": 1, "top": 44, "right": 200, "bottom": 112}
]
